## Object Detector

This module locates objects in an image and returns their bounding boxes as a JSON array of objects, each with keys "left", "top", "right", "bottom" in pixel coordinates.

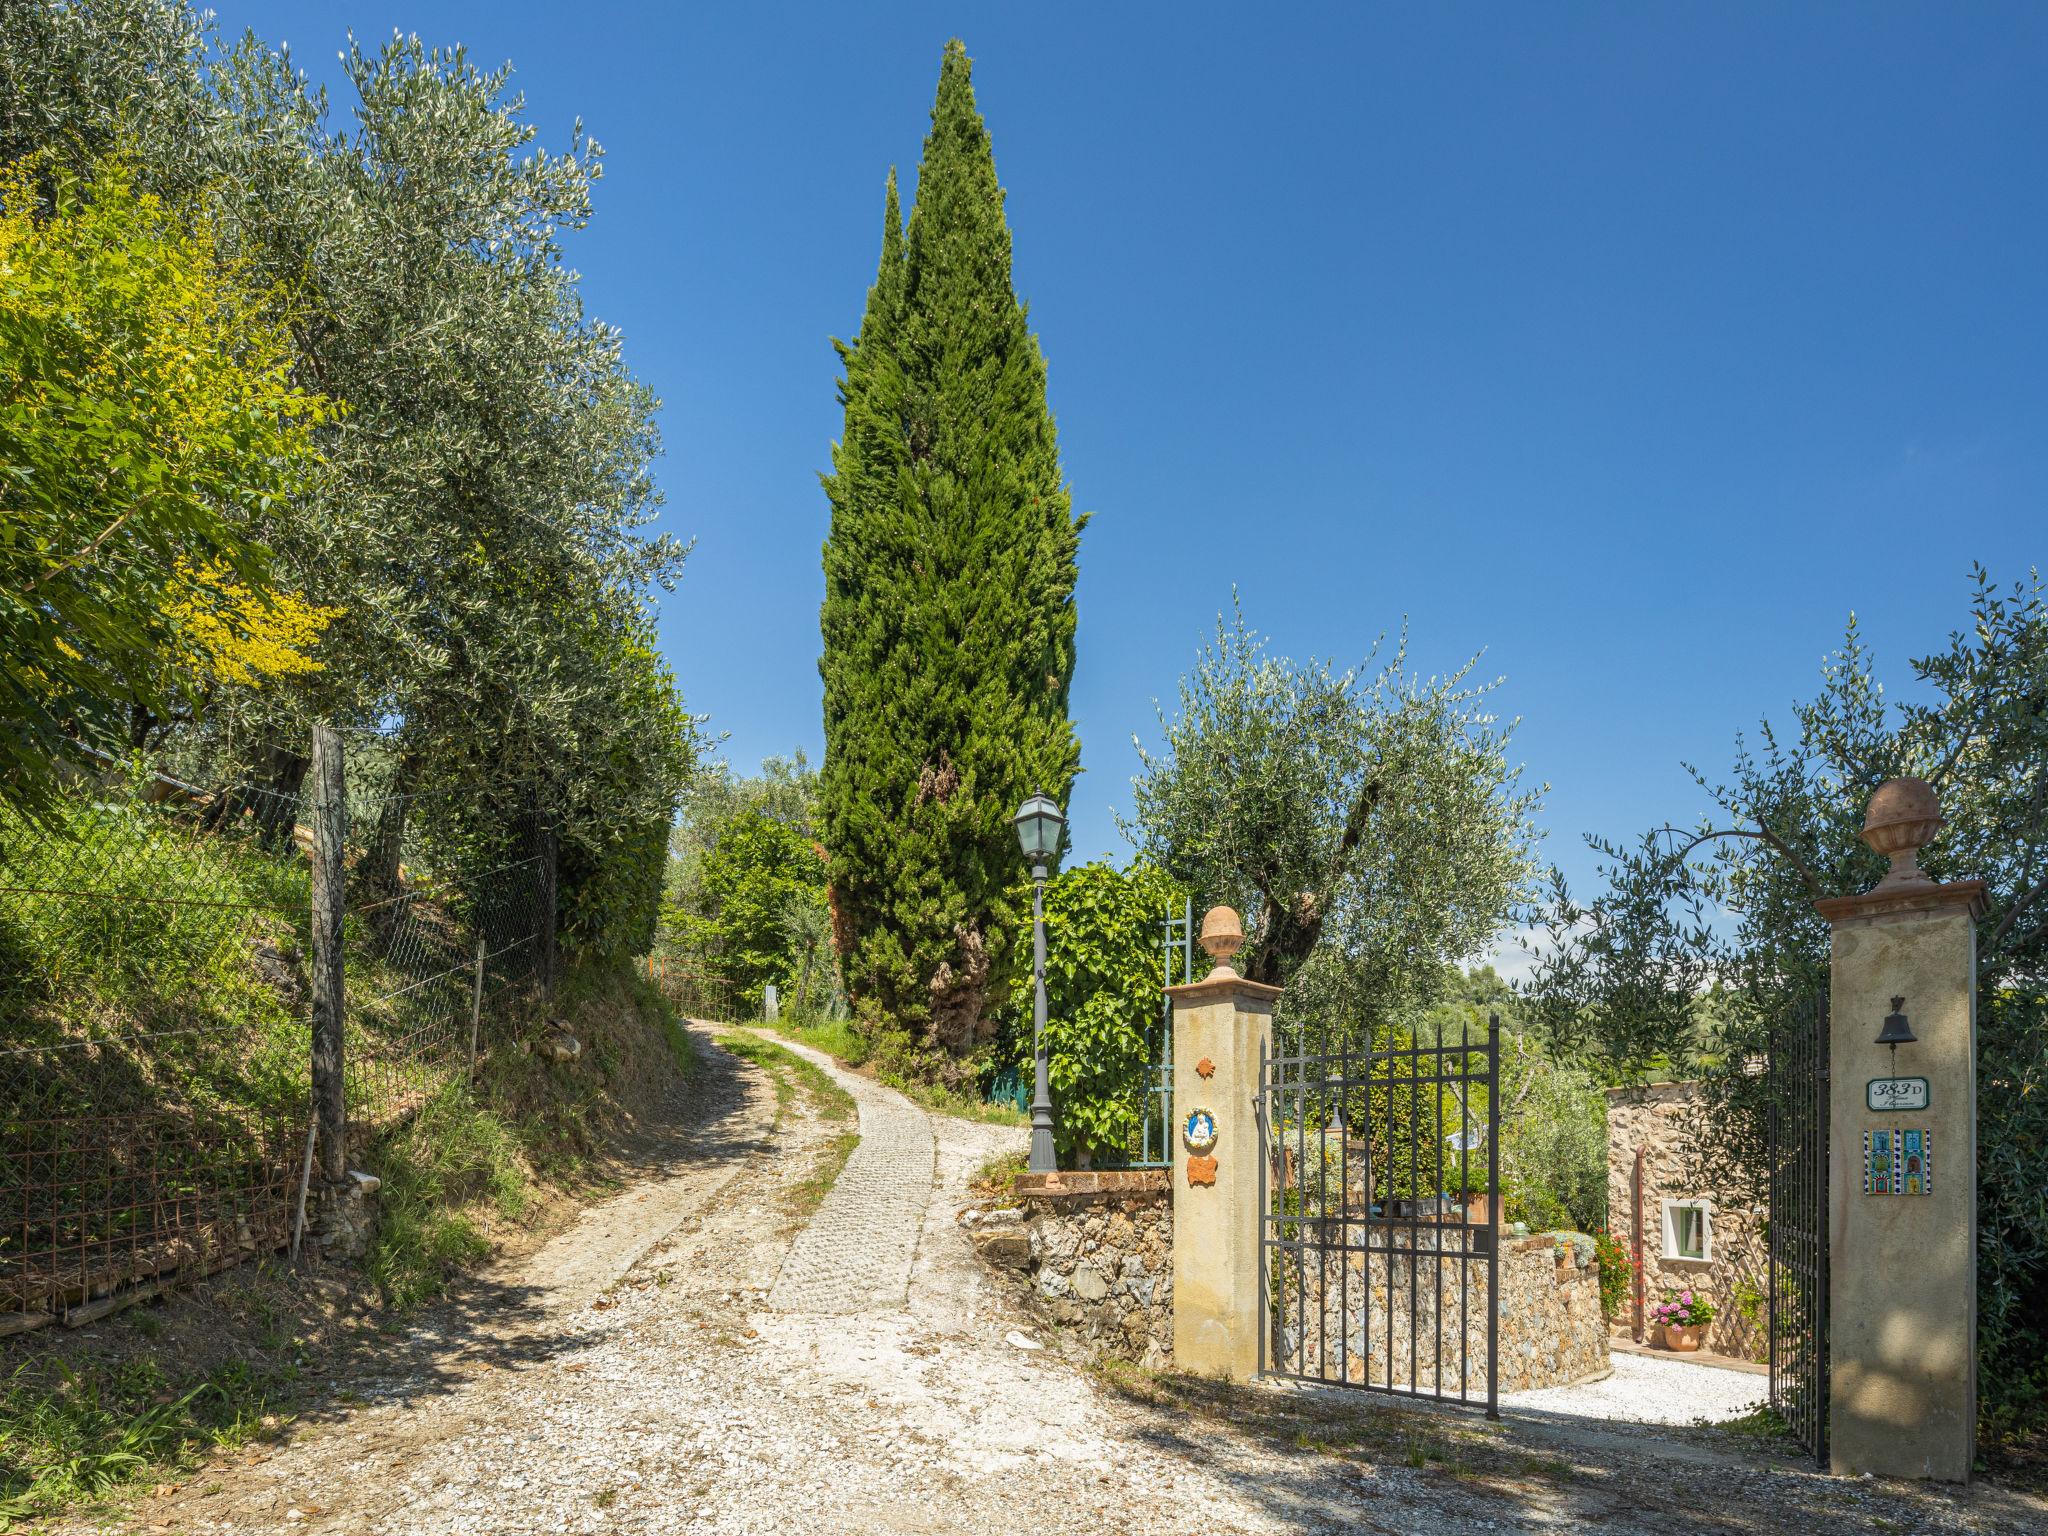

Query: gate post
[
  {"left": 1815, "top": 777, "right": 1983, "bottom": 1482},
  {"left": 1168, "top": 907, "right": 1280, "bottom": 1381}
]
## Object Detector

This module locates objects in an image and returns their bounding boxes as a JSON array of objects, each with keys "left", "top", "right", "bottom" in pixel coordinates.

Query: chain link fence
[{"left": 0, "top": 741, "right": 554, "bottom": 1337}]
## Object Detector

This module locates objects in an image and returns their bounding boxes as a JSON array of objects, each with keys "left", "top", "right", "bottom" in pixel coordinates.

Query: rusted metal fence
[
  {"left": 639, "top": 954, "right": 737, "bottom": 1024},
  {"left": 0, "top": 739, "right": 555, "bottom": 1337}
]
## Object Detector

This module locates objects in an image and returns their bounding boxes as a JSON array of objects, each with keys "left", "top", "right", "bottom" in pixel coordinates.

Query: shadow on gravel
[
  {"left": 0, "top": 1020, "right": 772, "bottom": 1487},
  {"left": 268, "top": 1028, "right": 770, "bottom": 1431},
  {"left": 1088, "top": 1363, "right": 2048, "bottom": 1536}
]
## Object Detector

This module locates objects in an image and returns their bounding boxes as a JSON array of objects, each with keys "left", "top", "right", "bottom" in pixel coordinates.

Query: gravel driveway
[
  {"left": 1503, "top": 1349, "right": 1767, "bottom": 1425},
  {"left": 72, "top": 1026, "right": 2047, "bottom": 1536}
]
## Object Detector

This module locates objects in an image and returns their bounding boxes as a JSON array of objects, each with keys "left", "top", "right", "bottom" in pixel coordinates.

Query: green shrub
[
  {"left": 997, "top": 861, "right": 1183, "bottom": 1165},
  {"left": 0, "top": 1356, "right": 271, "bottom": 1524}
]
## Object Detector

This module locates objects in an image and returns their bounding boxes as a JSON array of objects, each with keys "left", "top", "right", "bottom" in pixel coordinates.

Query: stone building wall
[
  {"left": 1278, "top": 1227, "right": 1608, "bottom": 1394},
  {"left": 1605, "top": 1081, "right": 1767, "bottom": 1358},
  {"left": 962, "top": 1171, "right": 1173, "bottom": 1368}
]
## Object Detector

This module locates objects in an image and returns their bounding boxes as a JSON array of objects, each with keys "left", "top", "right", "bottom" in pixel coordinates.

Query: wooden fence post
[
  {"left": 309, "top": 724, "right": 347, "bottom": 1184},
  {"left": 468, "top": 934, "right": 486, "bottom": 1080},
  {"left": 537, "top": 814, "right": 558, "bottom": 997}
]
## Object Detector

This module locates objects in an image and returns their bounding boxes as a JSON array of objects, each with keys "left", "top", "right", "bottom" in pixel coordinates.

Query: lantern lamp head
[
  {"left": 1875, "top": 996, "right": 1917, "bottom": 1049},
  {"left": 1011, "top": 792, "right": 1066, "bottom": 866}
]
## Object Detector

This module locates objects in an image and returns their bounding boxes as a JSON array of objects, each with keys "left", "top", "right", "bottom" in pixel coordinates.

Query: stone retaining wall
[
  {"left": 966, "top": 1173, "right": 1607, "bottom": 1391},
  {"left": 962, "top": 1171, "right": 1172, "bottom": 1368},
  {"left": 1277, "top": 1226, "right": 1608, "bottom": 1394}
]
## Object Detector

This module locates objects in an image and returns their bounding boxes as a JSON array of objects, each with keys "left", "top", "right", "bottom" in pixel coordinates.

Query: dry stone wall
[
  {"left": 967, "top": 1173, "right": 1606, "bottom": 1390},
  {"left": 962, "top": 1172, "right": 1172, "bottom": 1367},
  {"left": 1276, "top": 1226, "right": 1608, "bottom": 1394}
]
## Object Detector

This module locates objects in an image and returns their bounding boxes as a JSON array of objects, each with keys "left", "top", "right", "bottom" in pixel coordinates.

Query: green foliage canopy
[
  {"left": 1001, "top": 861, "right": 1183, "bottom": 1165},
  {"left": 1525, "top": 567, "right": 2048, "bottom": 1445},
  {"left": 0, "top": 154, "right": 327, "bottom": 815},
  {"left": 1127, "top": 599, "right": 1543, "bottom": 1042}
]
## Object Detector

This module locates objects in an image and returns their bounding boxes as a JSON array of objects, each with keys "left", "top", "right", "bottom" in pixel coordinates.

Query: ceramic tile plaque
[{"left": 1864, "top": 1127, "right": 1933, "bottom": 1195}]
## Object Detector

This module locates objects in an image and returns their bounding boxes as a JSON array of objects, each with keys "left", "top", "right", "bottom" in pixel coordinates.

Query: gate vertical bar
[{"left": 1485, "top": 1012, "right": 1501, "bottom": 1420}]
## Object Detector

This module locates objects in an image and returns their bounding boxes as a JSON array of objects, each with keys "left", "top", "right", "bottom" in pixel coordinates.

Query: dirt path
[{"left": 72, "top": 1026, "right": 2048, "bottom": 1536}]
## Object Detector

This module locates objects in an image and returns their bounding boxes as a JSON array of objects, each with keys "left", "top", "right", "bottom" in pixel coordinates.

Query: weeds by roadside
[
  {"left": 757, "top": 1016, "right": 1025, "bottom": 1128},
  {"left": 717, "top": 1032, "right": 859, "bottom": 1223},
  {"left": 0, "top": 1356, "right": 280, "bottom": 1527},
  {"left": 971, "top": 1149, "right": 1027, "bottom": 1201},
  {"left": 720, "top": 1032, "right": 854, "bottom": 1123}
]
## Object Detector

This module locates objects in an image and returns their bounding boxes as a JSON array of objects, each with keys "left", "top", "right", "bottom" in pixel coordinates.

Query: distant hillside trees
[{"left": 820, "top": 40, "right": 1082, "bottom": 1072}]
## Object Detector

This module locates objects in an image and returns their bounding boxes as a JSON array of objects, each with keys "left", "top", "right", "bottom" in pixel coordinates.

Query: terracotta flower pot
[{"left": 1661, "top": 1324, "right": 1703, "bottom": 1352}]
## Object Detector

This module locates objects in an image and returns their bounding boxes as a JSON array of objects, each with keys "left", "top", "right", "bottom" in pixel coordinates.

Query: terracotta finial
[
  {"left": 1197, "top": 906, "right": 1244, "bottom": 979},
  {"left": 1863, "top": 777, "right": 1943, "bottom": 890}
]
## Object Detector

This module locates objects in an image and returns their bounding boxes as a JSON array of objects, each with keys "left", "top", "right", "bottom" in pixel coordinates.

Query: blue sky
[{"left": 219, "top": 3, "right": 2045, "bottom": 917}]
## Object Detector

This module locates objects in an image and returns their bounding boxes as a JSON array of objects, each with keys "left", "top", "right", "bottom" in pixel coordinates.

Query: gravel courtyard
[{"left": 64, "top": 1026, "right": 2046, "bottom": 1536}]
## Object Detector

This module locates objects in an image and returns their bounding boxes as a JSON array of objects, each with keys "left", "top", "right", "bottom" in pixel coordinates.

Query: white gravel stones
[
  {"left": 763, "top": 1038, "right": 935, "bottom": 1315},
  {"left": 90, "top": 1026, "right": 2045, "bottom": 1536},
  {"left": 1503, "top": 1348, "right": 1767, "bottom": 1425}
]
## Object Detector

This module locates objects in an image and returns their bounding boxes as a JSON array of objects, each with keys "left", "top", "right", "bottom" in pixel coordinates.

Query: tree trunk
[
  {"left": 308, "top": 725, "right": 348, "bottom": 1183},
  {"left": 357, "top": 753, "right": 420, "bottom": 935}
]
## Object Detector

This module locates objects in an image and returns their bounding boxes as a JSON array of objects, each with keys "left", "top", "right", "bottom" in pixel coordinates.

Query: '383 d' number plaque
[{"left": 1866, "top": 1076, "right": 1930, "bottom": 1112}]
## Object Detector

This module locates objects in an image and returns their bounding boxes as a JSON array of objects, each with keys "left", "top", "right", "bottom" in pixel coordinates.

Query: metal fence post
[
  {"left": 1485, "top": 1012, "right": 1501, "bottom": 1421},
  {"left": 468, "top": 934, "right": 486, "bottom": 1081},
  {"left": 308, "top": 724, "right": 347, "bottom": 1184}
]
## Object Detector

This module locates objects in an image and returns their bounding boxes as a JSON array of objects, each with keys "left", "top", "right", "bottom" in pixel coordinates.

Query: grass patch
[
  {"left": 971, "top": 1149, "right": 1027, "bottom": 1201},
  {"left": 1715, "top": 1402, "right": 1795, "bottom": 1440},
  {"left": 720, "top": 1032, "right": 855, "bottom": 1123},
  {"left": 787, "top": 1131, "right": 862, "bottom": 1221},
  {"left": 891, "top": 1077, "right": 1027, "bottom": 1126},
  {"left": 767, "top": 1015, "right": 871, "bottom": 1069},
  {"left": 0, "top": 1355, "right": 279, "bottom": 1526},
  {"left": 718, "top": 1032, "right": 861, "bottom": 1222},
  {"left": 758, "top": 1014, "right": 1026, "bottom": 1127},
  {"left": 360, "top": 1084, "right": 532, "bottom": 1310}
]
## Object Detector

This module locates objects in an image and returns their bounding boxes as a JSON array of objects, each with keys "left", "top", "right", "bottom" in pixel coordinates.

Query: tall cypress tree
[{"left": 820, "top": 40, "right": 1083, "bottom": 1065}]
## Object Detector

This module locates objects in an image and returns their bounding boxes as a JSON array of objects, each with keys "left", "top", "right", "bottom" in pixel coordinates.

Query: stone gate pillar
[
  {"left": 1815, "top": 777, "right": 1983, "bottom": 1482},
  {"left": 1168, "top": 906, "right": 1280, "bottom": 1380}
]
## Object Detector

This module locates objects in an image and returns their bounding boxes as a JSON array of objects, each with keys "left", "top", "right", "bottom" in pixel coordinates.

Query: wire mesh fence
[
  {"left": 343, "top": 796, "right": 551, "bottom": 1135},
  {"left": 0, "top": 740, "right": 555, "bottom": 1336}
]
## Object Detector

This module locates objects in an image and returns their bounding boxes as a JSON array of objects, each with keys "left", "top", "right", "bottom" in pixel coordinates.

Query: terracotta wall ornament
[
  {"left": 1185, "top": 1156, "right": 1218, "bottom": 1187},
  {"left": 1196, "top": 1056, "right": 1215, "bottom": 1079}
]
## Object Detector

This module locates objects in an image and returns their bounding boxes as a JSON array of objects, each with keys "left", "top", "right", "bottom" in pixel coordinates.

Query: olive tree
[
  {"left": 1524, "top": 567, "right": 2048, "bottom": 1446},
  {"left": 1125, "top": 599, "right": 1544, "bottom": 1040}
]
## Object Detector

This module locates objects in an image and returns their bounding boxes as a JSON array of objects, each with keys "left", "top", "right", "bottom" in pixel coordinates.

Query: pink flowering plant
[{"left": 1651, "top": 1287, "right": 1716, "bottom": 1330}]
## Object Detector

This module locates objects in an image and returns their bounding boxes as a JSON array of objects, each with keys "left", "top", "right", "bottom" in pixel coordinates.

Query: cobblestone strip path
[{"left": 764, "top": 1034, "right": 937, "bottom": 1314}]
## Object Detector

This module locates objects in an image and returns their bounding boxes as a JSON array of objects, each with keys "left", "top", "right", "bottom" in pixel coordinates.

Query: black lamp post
[{"left": 1011, "top": 792, "right": 1065, "bottom": 1173}]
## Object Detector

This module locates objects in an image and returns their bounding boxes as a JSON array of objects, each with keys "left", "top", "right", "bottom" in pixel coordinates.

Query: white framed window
[{"left": 1661, "top": 1198, "right": 1713, "bottom": 1262}]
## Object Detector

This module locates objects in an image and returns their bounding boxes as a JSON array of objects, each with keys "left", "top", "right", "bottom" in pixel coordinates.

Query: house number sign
[{"left": 1866, "top": 1076, "right": 1930, "bottom": 1112}]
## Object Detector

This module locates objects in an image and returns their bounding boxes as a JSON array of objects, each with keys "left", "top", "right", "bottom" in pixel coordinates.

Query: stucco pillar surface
[
  {"left": 1168, "top": 913, "right": 1278, "bottom": 1381},
  {"left": 1816, "top": 779, "right": 1982, "bottom": 1483}
]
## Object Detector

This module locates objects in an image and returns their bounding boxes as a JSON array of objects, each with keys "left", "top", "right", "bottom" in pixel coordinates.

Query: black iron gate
[
  {"left": 1258, "top": 1014, "right": 1501, "bottom": 1416},
  {"left": 1767, "top": 995, "right": 1831, "bottom": 1467}
]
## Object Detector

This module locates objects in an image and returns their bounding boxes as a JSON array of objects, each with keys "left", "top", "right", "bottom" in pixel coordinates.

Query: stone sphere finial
[
  {"left": 1863, "top": 777, "right": 1943, "bottom": 890},
  {"left": 1198, "top": 906, "right": 1245, "bottom": 976}
]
